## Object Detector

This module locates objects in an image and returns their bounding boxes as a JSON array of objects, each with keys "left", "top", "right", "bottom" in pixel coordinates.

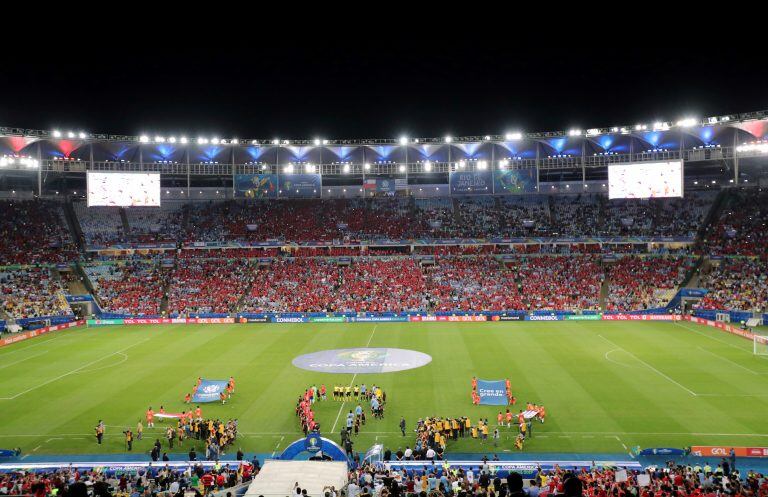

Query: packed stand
[
  {"left": 124, "top": 202, "right": 185, "bottom": 242},
  {"left": 506, "top": 256, "right": 602, "bottom": 311},
  {"left": 602, "top": 191, "right": 716, "bottom": 238},
  {"left": 167, "top": 259, "right": 253, "bottom": 315},
  {"left": 0, "top": 200, "right": 77, "bottom": 265},
  {"left": 0, "top": 461, "right": 257, "bottom": 497},
  {"left": 84, "top": 262, "right": 167, "bottom": 316},
  {"left": 73, "top": 202, "right": 126, "bottom": 246},
  {"left": 706, "top": 189, "right": 768, "bottom": 256},
  {"left": 606, "top": 256, "right": 693, "bottom": 311},
  {"left": 696, "top": 258, "right": 768, "bottom": 312},
  {"left": 548, "top": 195, "right": 602, "bottom": 237},
  {"left": 0, "top": 267, "right": 71, "bottom": 319},
  {"left": 241, "top": 257, "right": 427, "bottom": 313},
  {"left": 185, "top": 198, "right": 419, "bottom": 243}
]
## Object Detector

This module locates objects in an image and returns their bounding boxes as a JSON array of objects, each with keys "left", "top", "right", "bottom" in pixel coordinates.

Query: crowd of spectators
[
  {"left": 0, "top": 267, "right": 71, "bottom": 319},
  {"left": 348, "top": 458, "right": 761, "bottom": 497},
  {"left": 167, "top": 259, "right": 253, "bottom": 315},
  {"left": 705, "top": 189, "right": 768, "bottom": 256},
  {"left": 696, "top": 258, "right": 768, "bottom": 312},
  {"left": 124, "top": 203, "right": 185, "bottom": 242},
  {"left": 84, "top": 262, "right": 168, "bottom": 316},
  {"left": 241, "top": 257, "right": 427, "bottom": 313},
  {"left": 0, "top": 461, "right": 257, "bottom": 497},
  {"left": 0, "top": 200, "right": 77, "bottom": 265},
  {"left": 606, "top": 256, "right": 693, "bottom": 311}
]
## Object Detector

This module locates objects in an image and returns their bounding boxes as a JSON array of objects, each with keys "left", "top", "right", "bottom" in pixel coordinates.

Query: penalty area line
[
  {"left": 597, "top": 334, "right": 698, "bottom": 397},
  {"left": 0, "top": 338, "right": 150, "bottom": 400}
]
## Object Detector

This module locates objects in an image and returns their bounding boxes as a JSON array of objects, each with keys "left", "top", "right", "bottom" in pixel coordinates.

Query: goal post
[{"left": 754, "top": 335, "right": 768, "bottom": 356}]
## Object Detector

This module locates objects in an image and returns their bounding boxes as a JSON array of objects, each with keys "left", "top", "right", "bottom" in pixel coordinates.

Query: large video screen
[
  {"left": 87, "top": 172, "right": 161, "bottom": 207},
  {"left": 608, "top": 161, "right": 683, "bottom": 199}
]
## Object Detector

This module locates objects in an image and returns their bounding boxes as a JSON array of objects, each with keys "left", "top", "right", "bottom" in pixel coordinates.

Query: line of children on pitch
[{"left": 296, "top": 387, "right": 319, "bottom": 435}]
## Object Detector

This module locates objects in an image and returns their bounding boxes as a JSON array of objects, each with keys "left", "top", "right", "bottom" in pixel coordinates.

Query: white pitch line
[
  {"left": 270, "top": 436, "right": 284, "bottom": 458},
  {"left": 597, "top": 334, "right": 698, "bottom": 396},
  {"left": 0, "top": 338, "right": 150, "bottom": 400},
  {"left": 0, "top": 350, "right": 49, "bottom": 371},
  {"left": 330, "top": 325, "right": 378, "bottom": 434},
  {"left": 0, "top": 335, "right": 64, "bottom": 356},
  {"left": 696, "top": 346, "right": 762, "bottom": 375},
  {"left": 675, "top": 323, "right": 765, "bottom": 358}
]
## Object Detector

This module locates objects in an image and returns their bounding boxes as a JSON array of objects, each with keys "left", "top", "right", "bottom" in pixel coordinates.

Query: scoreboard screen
[
  {"left": 608, "top": 161, "right": 683, "bottom": 199},
  {"left": 87, "top": 172, "right": 161, "bottom": 207}
]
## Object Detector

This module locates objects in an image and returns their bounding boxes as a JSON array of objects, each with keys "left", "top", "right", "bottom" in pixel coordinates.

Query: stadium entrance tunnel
[{"left": 277, "top": 436, "right": 348, "bottom": 463}]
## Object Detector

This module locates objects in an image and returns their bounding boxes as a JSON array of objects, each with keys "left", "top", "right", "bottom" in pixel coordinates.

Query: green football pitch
[{"left": 1, "top": 320, "right": 767, "bottom": 456}]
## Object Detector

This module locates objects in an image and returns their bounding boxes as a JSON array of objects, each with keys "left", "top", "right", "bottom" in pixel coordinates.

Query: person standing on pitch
[
  {"left": 124, "top": 429, "right": 133, "bottom": 451},
  {"left": 95, "top": 421, "right": 104, "bottom": 445},
  {"left": 400, "top": 417, "right": 406, "bottom": 436}
]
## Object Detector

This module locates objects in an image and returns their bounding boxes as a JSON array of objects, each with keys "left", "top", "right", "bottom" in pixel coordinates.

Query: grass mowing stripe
[
  {"left": 696, "top": 346, "right": 761, "bottom": 375},
  {"left": 0, "top": 337, "right": 152, "bottom": 400},
  {"left": 596, "top": 333, "right": 698, "bottom": 397},
  {"left": 3, "top": 321, "right": 768, "bottom": 454}
]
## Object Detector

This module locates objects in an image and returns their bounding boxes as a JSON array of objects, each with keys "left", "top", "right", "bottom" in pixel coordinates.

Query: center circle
[{"left": 292, "top": 347, "right": 432, "bottom": 374}]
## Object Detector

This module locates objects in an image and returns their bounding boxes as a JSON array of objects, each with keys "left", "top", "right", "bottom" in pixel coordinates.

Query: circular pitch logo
[{"left": 292, "top": 347, "right": 432, "bottom": 374}]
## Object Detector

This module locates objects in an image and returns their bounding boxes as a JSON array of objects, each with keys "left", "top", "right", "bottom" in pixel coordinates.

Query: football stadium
[{"left": 1, "top": 50, "right": 768, "bottom": 497}]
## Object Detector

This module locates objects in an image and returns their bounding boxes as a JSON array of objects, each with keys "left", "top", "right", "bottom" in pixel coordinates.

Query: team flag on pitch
[
  {"left": 476, "top": 379, "right": 509, "bottom": 405},
  {"left": 192, "top": 379, "right": 230, "bottom": 403}
]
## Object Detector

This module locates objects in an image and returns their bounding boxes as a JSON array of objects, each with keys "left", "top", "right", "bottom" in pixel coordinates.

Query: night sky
[{"left": 1, "top": 40, "right": 765, "bottom": 140}]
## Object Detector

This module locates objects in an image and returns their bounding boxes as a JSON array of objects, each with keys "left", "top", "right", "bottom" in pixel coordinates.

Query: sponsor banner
[
  {"left": 0, "top": 320, "right": 84, "bottom": 348},
  {"left": 234, "top": 174, "right": 278, "bottom": 199},
  {"left": 347, "top": 316, "right": 410, "bottom": 323},
  {"left": 476, "top": 379, "right": 509, "bottom": 405},
  {"left": 449, "top": 169, "right": 493, "bottom": 195},
  {"left": 564, "top": 315, "right": 602, "bottom": 321},
  {"left": 679, "top": 288, "right": 708, "bottom": 298},
  {"left": 278, "top": 174, "right": 321, "bottom": 198},
  {"left": 308, "top": 317, "right": 347, "bottom": 323},
  {"left": 65, "top": 294, "right": 95, "bottom": 303},
  {"left": 193, "top": 318, "right": 235, "bottom": 324},
  {"left": 490, "top": 315, "right": 524, "bottom": 321},
  {"left": 87, "top": 319, "right": 125, "bottom": 326},
  {"left": 493, "top": 168, "right": 537, "bottom": 195},
  {"left": 638, "top": 448, "right": 687, "bottom": 456},
  {"left": 270, "top": 316, "right": 310, "bottom": 323},
  {"left": 525, "top": 315, "right": 563, "bottom": 321},
  {"left": 410, "top": 315, "right": 487, "bottom": 322},
  {"left": 292, "top": 347, "right": 432, "bottom": 374},
  {"left": 192, "top": 379, "right": 230, "bottom": 403},
  {"left": 124, "top": 318, "right": 173, "bottom": 325},
  {"left": 238, "top": 317, "right": 269, "bottom": 323},
  {"left": 602, "top": 314, "right": 681, "bottom": 321},
  {"left": 691, "top": 446, "right": 768, "bottom": 458},
  {"left": 685, "top": 316, "right": 755, "bottom": 341}
]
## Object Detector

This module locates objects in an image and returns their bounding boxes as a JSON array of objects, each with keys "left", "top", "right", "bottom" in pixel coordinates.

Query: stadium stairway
[
  {"left": 62, "top": 201, "right": 86, "bottom": 253},
  {"left": 599, "top": 268, "right": 610, "bottom": 311},
  {"left": 118, "top": 207, "right": 130, "bottom": 233},
  {"left": 695, "top": 187, "right": 729, "bottom": 250},
  {"left": 57, "top": 267, "right": 88, "bottom": 295},
  {"left": 75, "top": 261, "right": 105, "bottom": 310},
  {"left": 451, "top": 197, "right": 461, "bottom": 223}
]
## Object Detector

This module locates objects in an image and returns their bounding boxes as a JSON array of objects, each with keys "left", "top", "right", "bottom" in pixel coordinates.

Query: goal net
[{"left": 754, "top": 335, "right": 768, "bottom": 356}]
